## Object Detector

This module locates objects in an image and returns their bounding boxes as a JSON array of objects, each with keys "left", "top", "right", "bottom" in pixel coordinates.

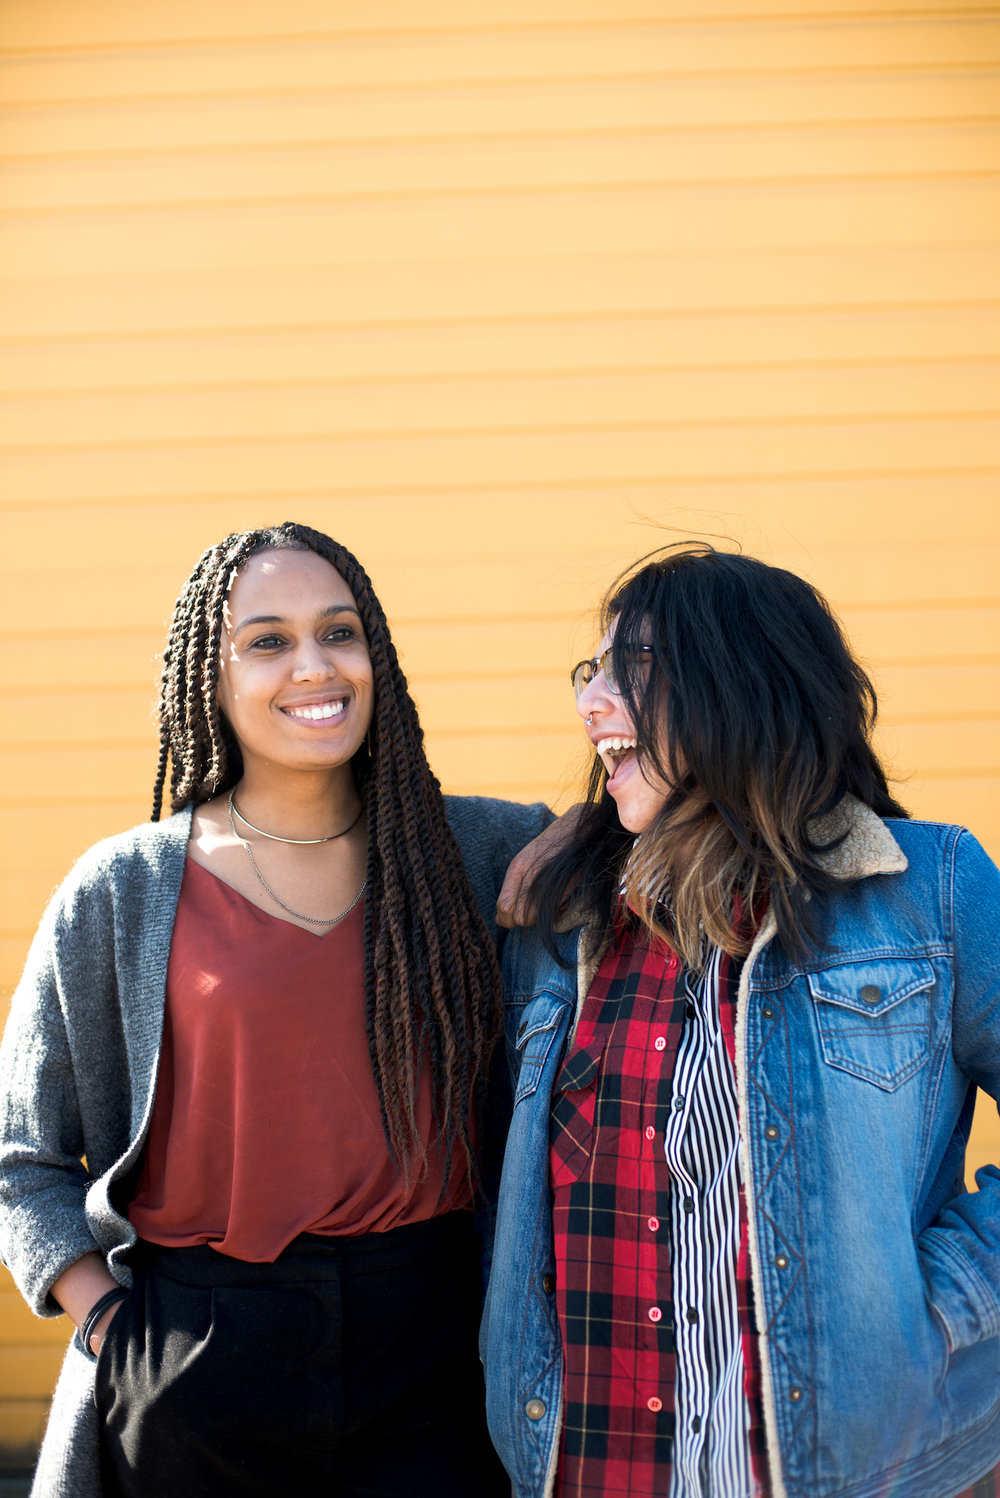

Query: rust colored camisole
[{"left": 128, "top": 858, "right": 471, "bottom": 1262}]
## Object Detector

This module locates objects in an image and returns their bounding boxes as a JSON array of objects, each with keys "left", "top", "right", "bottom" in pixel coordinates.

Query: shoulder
[
  {"left": 502, "top": 923, "right": 581, "bottom": 1000},
  {"left": 44, "top": 809, "right": 192, "bottom": 927},
  {"left": 444, "top": 795, "right": 554, "bottom": 862}
]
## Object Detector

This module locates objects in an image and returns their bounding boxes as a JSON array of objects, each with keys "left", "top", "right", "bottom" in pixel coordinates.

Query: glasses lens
[
  {"left": 603, "top": 648, "right": 618, "bottom": 694},
  {"left": 571, "top": 662, "right": 591, "bottom": 698}
]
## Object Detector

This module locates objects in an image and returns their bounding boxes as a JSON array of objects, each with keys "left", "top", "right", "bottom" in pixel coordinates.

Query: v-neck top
[{"left": 127, "top": 858, "right": 471, "bottom": 1262}]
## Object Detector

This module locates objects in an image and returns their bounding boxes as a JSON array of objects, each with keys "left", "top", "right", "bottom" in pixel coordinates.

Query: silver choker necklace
[
  {"left": 227, "top": 793, "right": 367, "bottom": 927},
  {"left": 229, "top": 790, "right": 362, "bottom": 844}
]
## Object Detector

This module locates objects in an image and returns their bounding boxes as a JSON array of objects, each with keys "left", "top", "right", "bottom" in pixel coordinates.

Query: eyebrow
[{"left": 232, "top": 604, "right": 361, "bottom": 633}]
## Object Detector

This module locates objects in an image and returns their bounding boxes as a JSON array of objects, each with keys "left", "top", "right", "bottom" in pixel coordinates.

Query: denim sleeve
[{"left": 918, "top": 828, "right": 1000, "bottom": 1353}]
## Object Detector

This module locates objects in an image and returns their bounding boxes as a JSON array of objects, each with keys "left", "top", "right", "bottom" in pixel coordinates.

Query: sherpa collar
[{"left": 571, "top": 795, "right": 907, "bottom": 1019}]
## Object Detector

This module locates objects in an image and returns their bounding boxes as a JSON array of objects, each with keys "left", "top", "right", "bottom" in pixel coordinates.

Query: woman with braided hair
[{"left": 0, "top": 521, "right": 554, "bottom": 1498}]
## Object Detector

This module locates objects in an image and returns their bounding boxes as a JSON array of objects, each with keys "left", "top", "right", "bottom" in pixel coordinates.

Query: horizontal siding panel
[
  {"left": 6, "top": 124, "right": 1000, "bottom": 212},
  {"left": 3, "top": 417, "right": 1000, "bottom": 506},
  {"left": 863, "top": 662, "right": 1000, "bottom": 720},
  {"left": 2, "top": 247, "right": 997, "bottom": 339},
  {"left": 0, "top": 1296, "right": 66, "bottom": 1347},
  {"left": 2, "top": 0, "right": 985, "bottom": 50},
  {"left": 876, "top": 718, "right": 1000, "bottom": 776},
  {"left": 0, "top": 1347, "right": 63, "bottom": 1400},
  {"left": 3, "top": 306, "right": 1000, "bottom": 395},
  {"left": 3, "top": 19, "right": 999, "bottom": 106},
  {"left": 3, "top": 71, "right": 999, "bottom": 157},
  {"left": 0, "top": 692, "right": 157, "bottom": 746},
  {"left": 0, "top": 1391, "right": 50, "bottom": 1463},
  {"left": 4, "top": 480, "right": 1000, "bottom": 572},
  {"left": 0, "top": 636, "right": 164, "bottom": 692},
  {"left": 842, "top": 605, "right": 1000, "bottom": 663},
  {"left": 3, "top": 179, "right": 999, "bottom": 279},
  {"left": 4, "top": 363, "right": 1000, "bottom": 447}
]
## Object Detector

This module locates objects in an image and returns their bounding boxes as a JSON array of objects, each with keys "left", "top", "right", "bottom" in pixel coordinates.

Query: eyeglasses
[{"left": 570, "top": 644, "right": 653, "bottom": 699}]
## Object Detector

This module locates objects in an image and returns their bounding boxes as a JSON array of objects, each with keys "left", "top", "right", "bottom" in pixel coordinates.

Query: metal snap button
[
  {"left": 859, "top": 984, "right": 882, "bottom": 1005},
  {"left": 765, "top": 1125, "right": 779, "bottom": 1141},
  {"left": 789, "top": 1387, "right": 803, "bottom": 1402},
  {"left": 762, "top": 1006, "right": 774, "bottom": 1020},
  {"left": 525, "top": 1398, "right": 546, "bottom": 1420},
  {"left": 775, "top": 1254, "right": 788, "bottom": 1269}
]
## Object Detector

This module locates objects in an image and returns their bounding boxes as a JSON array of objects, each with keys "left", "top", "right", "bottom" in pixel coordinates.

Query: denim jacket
[{"left": 481, "top": 802, "right": 1000, "bottom": 1498}]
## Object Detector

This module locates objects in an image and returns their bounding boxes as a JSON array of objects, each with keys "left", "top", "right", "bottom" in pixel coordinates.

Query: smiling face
[
  {"left": 576, "top": 619, "right": 671, "bottom": 834},
  {"left": 216, "top": 547, "right": 373, "bottom": 781}
]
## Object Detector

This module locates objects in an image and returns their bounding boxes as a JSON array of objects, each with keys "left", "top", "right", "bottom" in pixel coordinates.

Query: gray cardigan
[{"left": 0, "top": 795, "right": 550, "bottom": 1498}]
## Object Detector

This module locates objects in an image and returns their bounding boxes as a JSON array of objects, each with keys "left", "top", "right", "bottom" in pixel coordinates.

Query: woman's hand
[
  {"left": 52, "top": 1251, "right": 125, "bottom": 1354},
  {"left": 496, "top": 805, "right": 584, "bottom": 929}
]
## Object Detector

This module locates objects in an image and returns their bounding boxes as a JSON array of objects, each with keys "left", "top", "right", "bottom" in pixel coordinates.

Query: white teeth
[
  {"left": 288, "top": 700, "right": 344, "bottom": 721},
  {"left": 596, "top": 736, "right": 636, "bottom": 756}
]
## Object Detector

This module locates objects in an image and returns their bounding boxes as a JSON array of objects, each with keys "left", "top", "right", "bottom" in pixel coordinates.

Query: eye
[
  {"left": 323, "top": 625, "right": 359, "bottom": 644},
  {"left": 248, "top": 633, "right": 286, "bottom": 651}
]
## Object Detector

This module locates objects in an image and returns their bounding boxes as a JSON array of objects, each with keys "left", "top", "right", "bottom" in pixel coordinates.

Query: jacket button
[
  {"left": 765, "top": 1125, "right": 779, "bottom": 1141},
  {"left": 789, "top": 1387, "right": 803, "bottom": 1402},
  {"left": 517, "top": 1021, "right": 527, "bottom": 1038},
  {"left": 775, "top": 1254, "right": 788, "bottom": 1269},
  {"left": 542, "top": 1274, "right": 556, "bottom": 1294},
  {"left": 859, "top": 985, "right": 881, "bottom": 1005},
  {"left": 525, "top": 1399, "right": 546, "bottom": 1421},
  {"left": 762, "top": 1006, "right": 774, "bottom": 1020}
]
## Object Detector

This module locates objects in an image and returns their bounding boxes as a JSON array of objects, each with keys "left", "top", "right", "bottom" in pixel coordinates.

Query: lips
[
  {"left": 281, "top": 698, "right": 347, "bottom": 723},
  {"left": 595, "top": 735, "right": 637, "bottom": 779}
]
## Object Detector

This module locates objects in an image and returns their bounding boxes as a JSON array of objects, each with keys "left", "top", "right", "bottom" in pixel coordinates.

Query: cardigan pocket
[{"left": 807, "top": 958, "right": 935, "bottom": 1091}]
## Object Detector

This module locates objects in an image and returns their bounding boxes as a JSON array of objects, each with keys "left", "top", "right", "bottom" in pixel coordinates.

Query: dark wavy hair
[
  {"left": 151, "top": 521, "right": 501, "bottom": 1187},
  {"left": 534, "top": 543, "right": 908, "bottom": 965}
]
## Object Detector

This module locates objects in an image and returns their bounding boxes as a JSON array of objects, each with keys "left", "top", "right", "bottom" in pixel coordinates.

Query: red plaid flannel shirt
[{"left": 549, "top": 920, "right": 997, "bottom": 1498}]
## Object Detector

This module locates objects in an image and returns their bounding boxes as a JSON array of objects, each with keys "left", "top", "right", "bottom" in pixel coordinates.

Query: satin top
[{"left": 128, "top": 858, "right": 471, "bottom": 1262}]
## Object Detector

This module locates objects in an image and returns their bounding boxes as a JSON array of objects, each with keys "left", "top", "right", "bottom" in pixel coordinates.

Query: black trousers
[{"left": 96, "top": 1213, "right": 510, "bottom": 1498}]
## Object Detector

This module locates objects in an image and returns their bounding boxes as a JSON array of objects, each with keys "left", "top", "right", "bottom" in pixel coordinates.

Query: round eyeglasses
[{"left": 570, "top": 644, "right": 653, "bottom": 699}]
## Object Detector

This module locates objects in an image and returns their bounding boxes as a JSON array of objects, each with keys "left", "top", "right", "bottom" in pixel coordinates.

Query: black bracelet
[{"left": 80, "top": 1287, "right": 128, "bottom": 1353}]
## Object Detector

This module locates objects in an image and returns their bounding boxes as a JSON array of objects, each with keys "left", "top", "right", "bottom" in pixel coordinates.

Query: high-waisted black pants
[{"left": 96, "top": 1213, "right": 510, "bottom": 1498}]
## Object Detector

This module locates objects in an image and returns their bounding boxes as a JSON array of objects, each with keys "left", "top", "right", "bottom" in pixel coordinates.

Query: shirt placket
[{"left": 638, "top": 991, "right": 677, "bottom": 1435}]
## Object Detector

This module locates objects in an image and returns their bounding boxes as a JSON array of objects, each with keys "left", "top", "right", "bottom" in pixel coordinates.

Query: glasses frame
[{"left": 570, "top": 643, "right": 652, "bottom": 699}]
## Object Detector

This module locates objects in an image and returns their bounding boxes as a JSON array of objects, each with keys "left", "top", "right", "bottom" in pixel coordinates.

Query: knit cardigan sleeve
[
  {"left": 0, "top": 816, "right": 189, "bottom": 1316},
  {"left": 444, "top": 795, "right": 555, "bottom": 942}
]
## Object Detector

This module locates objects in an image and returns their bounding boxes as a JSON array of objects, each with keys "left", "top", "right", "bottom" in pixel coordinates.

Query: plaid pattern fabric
[{"left": 550, "top": 922, "right": 765, "bottom": 1497}]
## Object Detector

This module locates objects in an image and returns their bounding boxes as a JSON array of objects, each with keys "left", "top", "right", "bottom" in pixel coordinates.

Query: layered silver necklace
[{"left": 227, "top": 790, "right": 366, "bottom": 927}]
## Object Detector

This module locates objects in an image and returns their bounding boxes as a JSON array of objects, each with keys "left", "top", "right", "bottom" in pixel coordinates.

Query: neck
[{"left": 233, "top": 764, "right": 362, "bottom": 842}]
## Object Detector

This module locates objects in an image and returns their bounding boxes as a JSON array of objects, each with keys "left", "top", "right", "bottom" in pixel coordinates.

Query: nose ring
[{"left": 587, "top": 714, "right": 593, "bottom": 725}]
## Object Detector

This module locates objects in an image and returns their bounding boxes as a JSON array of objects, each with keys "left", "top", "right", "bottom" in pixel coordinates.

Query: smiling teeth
[
  {"left": 596, "top": 737, "right": 637, "bottom": 756},
  {"left": 288, "top": 701, "right": 344, "bottom": 721}
]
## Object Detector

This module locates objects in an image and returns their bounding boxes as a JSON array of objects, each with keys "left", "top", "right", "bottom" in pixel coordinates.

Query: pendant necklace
[{"left": 227, "top": 791, "right": 366, "bottom": 928}]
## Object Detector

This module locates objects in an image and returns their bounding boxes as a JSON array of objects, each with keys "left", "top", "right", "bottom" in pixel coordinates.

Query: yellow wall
[{"left": 1, "top": 0, "right": 998, "bottom": 1466}]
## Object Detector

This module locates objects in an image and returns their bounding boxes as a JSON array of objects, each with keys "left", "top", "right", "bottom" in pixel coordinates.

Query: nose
[
  {"left": 291, "top": 638, "right": 336, "bottom": 682},
  {"left": 576, "top": 671, "right": 609, "bottom": 724}
]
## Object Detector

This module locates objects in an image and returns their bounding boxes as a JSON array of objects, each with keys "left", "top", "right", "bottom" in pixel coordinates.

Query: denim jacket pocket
[
  {"left": 807, "top": 957, "right": 935, "bottom": 1091},
  {"left": 513, "top": 1012, "right": 568, "bottom": 1106},
  {"left": 550, "top": 1041, "right": 604, "bottom": 1188}
]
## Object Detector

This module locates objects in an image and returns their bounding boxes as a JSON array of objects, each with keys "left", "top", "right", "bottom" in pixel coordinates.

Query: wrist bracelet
[{"left": 80, "top": 1287, "right": 128, "bottom": 1353}]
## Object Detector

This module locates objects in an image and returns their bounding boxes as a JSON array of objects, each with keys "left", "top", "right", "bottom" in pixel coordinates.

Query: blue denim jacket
[{"left": 481, "top": 803, "right": 1000, "bottom": 1498}]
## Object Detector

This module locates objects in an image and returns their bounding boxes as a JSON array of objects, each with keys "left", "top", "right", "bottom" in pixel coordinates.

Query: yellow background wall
[{"left": 1, "top": 0, "right": 998, "bottom": 1467}]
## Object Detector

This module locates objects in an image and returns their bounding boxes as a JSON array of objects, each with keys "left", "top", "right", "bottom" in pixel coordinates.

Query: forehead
[{"left": 226, "top": 548, "right": 356, "bottom": 617}]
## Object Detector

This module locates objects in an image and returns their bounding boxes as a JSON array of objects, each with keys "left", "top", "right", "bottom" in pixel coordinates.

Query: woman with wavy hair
[
  {"left": 484, "top": 544, "right": 1000, "bottom": 1498},
  {"left": 0, "top": 521, "right": 552, "bottom": 1498}
]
